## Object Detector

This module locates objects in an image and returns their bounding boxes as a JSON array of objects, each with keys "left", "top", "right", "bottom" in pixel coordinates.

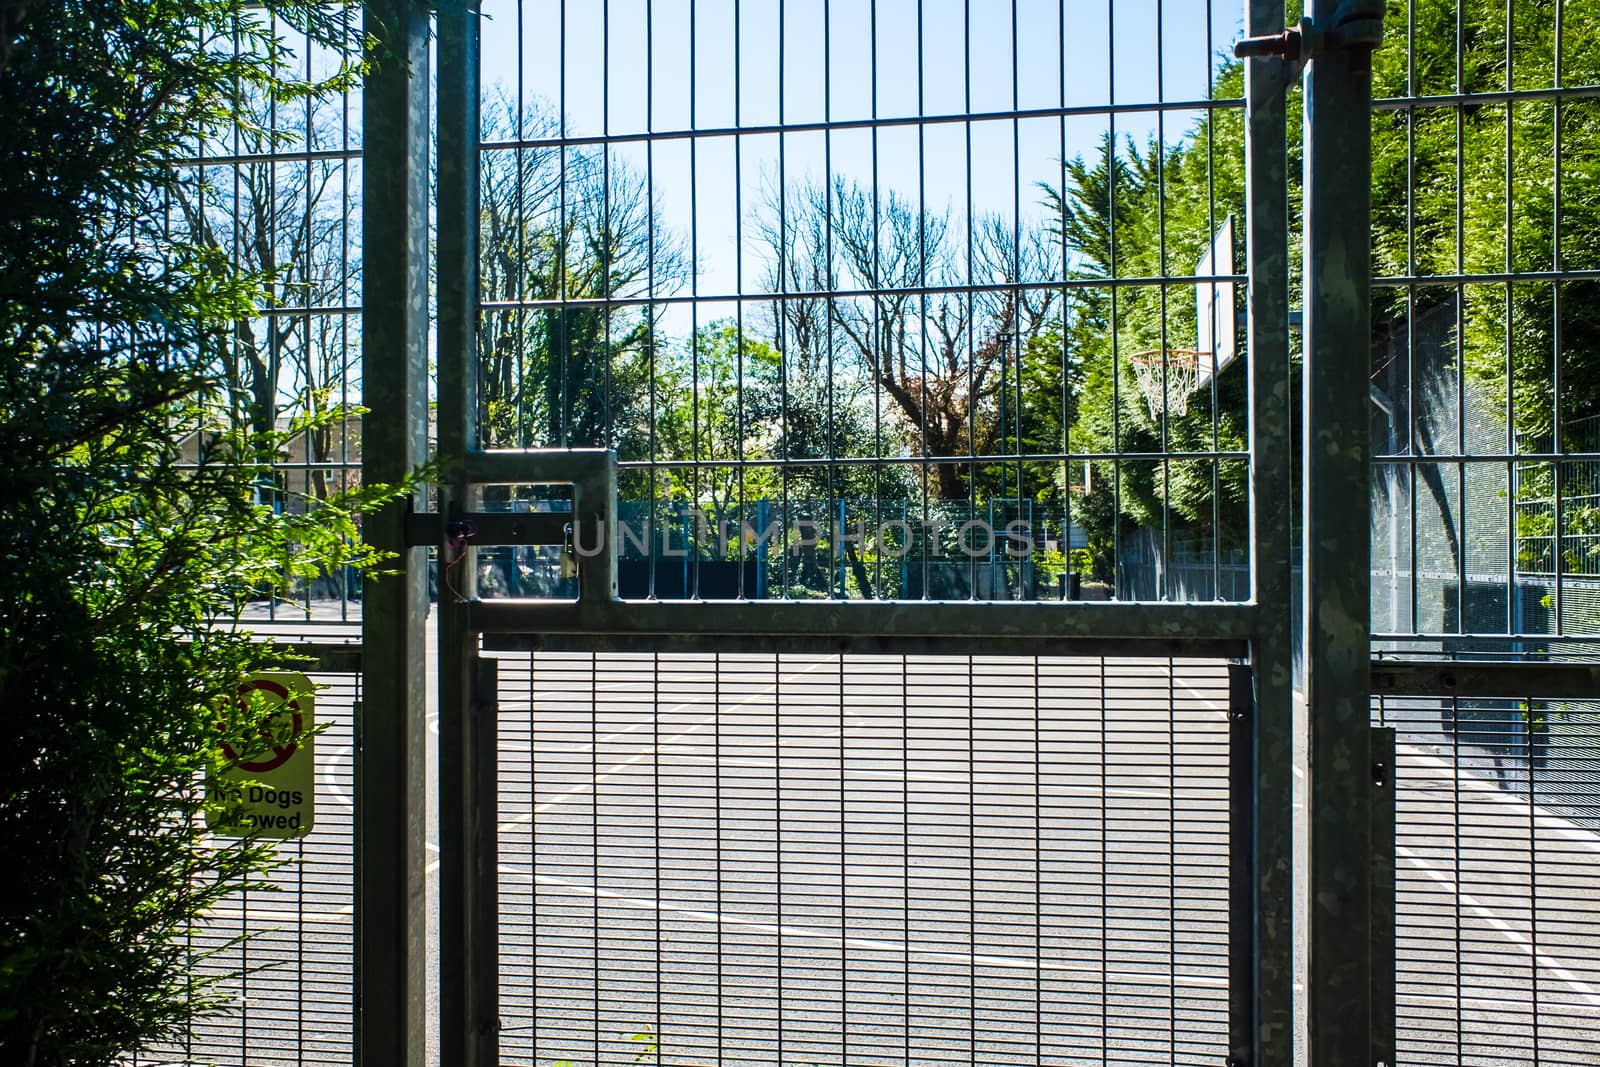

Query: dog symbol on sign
[
  {"left": 208, "top": 672, "right": 316, "bottom": 838},
  {"left": 221, "top": 678, "right": 303, "bottom": 773}
]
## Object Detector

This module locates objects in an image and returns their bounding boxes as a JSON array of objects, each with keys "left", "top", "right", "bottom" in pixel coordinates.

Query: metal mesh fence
[
  {"left": 1375, "top": 691, "right": 1600, "bottom": 1067},
  {"left": 1367, "top": 1, "right": 1600, "bottom": 650},
  {"left": 493, "top": 650, "right": 1233, "bottom": 1066},
  {"left": 131, "top": 670, "right": 359, "bottom": 1067},
  {"left": 1366, "top": 4, "right": 1600, "bottom": 1061},
  {"left": 468, "top": 0, "right": 1254, "bottom": 603},
  {"left": 168, "top": 6, "right": 368, "bottom": 624}
]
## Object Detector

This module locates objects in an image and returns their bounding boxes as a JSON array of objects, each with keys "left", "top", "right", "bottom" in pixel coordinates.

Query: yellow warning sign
[{"left": 207, "top": 672, "right": 315, "bottom": 837}]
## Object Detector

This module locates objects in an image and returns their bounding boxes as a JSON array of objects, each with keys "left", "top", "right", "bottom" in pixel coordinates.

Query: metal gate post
[
  {"left": 1301, "top": 1, "right": 1385, "bottom": 1063},
  {"left": 1241, "top": 0, "right": 1297, "bottom": 1058},
  {"left": 1369, "top": 726, "right": 1396, "bottom": 1067},
  {"left": 358, "top": 2, "right": 431, "bottom": 1064},
  {"left": 1227, "top": 663, "right": 1260, "bottom": 1065},
  {"left": 438, "top": 2, "right": 500, "bottom": 1064}
]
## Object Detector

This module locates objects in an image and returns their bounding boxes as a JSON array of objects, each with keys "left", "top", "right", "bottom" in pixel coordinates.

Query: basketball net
[{"left": 1129, "top": 349, "right": 1204, "bottom": 420}]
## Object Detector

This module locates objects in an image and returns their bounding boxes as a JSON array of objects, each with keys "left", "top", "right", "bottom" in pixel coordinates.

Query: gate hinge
[{"left": 1234, "top": 0, "right": 1383, "bottom": 67}]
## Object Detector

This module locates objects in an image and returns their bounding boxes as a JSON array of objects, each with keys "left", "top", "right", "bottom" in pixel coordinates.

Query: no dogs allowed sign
[{"left": 207, "top": 672, "right": 315, "bottom": 837}]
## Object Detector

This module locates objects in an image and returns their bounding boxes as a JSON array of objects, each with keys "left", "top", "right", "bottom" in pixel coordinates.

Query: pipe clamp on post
[{"left": 1233, "top": 1, "right": 1383, "bottom": 66}]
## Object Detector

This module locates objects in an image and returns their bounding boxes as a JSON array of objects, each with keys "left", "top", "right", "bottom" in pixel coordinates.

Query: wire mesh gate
[
  {"left": 415, "top": 0, "right": 1304, "bottom": 1063},
  {"left": 1372, "top": 664, "right": 1600, "bottom": 1067},
  {"left": 1355, "top": 1, "right": 1600, "bottom": 1062},
  {"left": 132, "top": 0, "right": 1600, "bottom": 1062},
  {"left": 488, "top": 651, "right": 1240, "bottom": 1065}
]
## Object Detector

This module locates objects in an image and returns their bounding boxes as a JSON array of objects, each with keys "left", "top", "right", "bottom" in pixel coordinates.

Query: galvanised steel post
[
  {"left": 1241, "top": 0, "right": 1297, "bottom": 1060},
  {"left": 1369, "top": 725, "right": 1396, "bottom": 1067},
  {"left": 437, "top": 2, "right": 499, "bottom": 1065},
  {"left": 1302, "top": 1, "right": 1385, "bottom": 1062},
  {"left": 358, "top": 1, "right": 431, "bottom": 1064}
]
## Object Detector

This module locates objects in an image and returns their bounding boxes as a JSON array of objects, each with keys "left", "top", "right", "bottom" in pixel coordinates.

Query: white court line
[
  {"left": 499, "top": 867, "right": 1227, "bottom": 988},
  {"left": 499, "top": 659, "right": 833, "bottom": 826},
  {"left": 1396, "top": 844, "right": 1600, "bottom": 1008},
  {"left": 1249, "top": 738, "right": 1600, "bottom": 1010},
  {"left": 1399, "top": 746, "right": 1600, "bottom": 856},
  {"left": 1177, "top": 679, "right": 1226, "bottom": 711},
  {"left": 620, "top": 751, "right": 1176, "bottom": 799},
  {"left": 323, "top": 743, "right": 355, "bottom": 811},
  {"left": 1386, "top": 741, "right": 1600, "bottom": 1009},
  {"left": 425, "top": 659, "right": 833, "bottom": 875}
]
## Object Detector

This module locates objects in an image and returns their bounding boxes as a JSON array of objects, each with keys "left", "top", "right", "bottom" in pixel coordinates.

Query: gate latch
[{"left": 1234, "top": 0, "right": 1383, "bottom": 67}]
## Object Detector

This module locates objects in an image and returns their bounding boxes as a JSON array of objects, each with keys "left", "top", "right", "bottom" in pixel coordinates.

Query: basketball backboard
[{"left": 1195, "top": 216, "right": 1237, "bottom": 387}]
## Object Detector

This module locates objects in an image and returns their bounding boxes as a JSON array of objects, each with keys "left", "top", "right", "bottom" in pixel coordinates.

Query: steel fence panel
[
  {"left": 1376, "top": 688, "right": 1600, "bottom": 1067},
  {"left": 1368, "top": 2, "right": 1600, "bottom": 1060},
  {"left": 493, "top": 650, "right": 1234, "bottom": 1067},
  {"left": 132, "top": 670, "right": 360, "bottom": 1067}
]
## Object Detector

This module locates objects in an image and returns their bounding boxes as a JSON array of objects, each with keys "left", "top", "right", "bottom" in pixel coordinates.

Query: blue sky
[{"left": 474, "top": 0, "right": 1245, "bottom": 331}]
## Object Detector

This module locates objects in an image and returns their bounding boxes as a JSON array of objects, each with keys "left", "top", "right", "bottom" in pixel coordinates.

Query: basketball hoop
[{"left": 1129, "top": 349, "right": 1204, "bottom": 420}]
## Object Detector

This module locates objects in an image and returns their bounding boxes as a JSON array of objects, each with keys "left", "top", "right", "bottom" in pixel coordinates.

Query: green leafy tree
[
  {"left": 1368, "top": 0, "right": 1600, "bottom": 578},
  {"left": 1051, "top": 86, "right": 1255, "bottom": 577},
  {"left": 1054, "top": 0, "right": 1600, "bottom": 581},
  {"left": 0, "top": 4, "right": 403, "bottom": 1063},
  {"left": 170, "top": 89, "right": 363, "bottom": 510},
  {"left": 633, "top": 320, "right": 917, "bottom": 597},
  {"left": 640, "top": 321, "right": 784, "bottom": 516}
]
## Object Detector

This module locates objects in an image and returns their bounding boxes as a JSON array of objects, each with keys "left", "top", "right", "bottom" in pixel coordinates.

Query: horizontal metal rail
[
  {"left": 469, "top": 598, "right": 1257, "bottom": 648},
  {"left": 1371, "top": 452, "right": 1600, "bottom": 464},
  {"left": 168, "top": 146, "right": 365, "bottom": 168},
  {"left": 476, "top": 272, "right": 1251, "bottom": 311},
  {"left": 1372, "top": 83, "right": 1600, "bottom": 109},
  {"left": 272, "top": 641, "right": 363, "bottom": 673},
  {"left": 405, "top": 509, "right": 571, "bottom": 547},
  {"left": 1372, "top": 268, "right": 1600, "bottom": 286},
  {"left": 1373, "top": 631, "right": 1600, "bottom": 645},
  {"left": 480, "top": 95, "right": 1246, "bottom": 151},
  {"left": 608, "top": 450, "right": 1253, "bottom": 470},
  {"left": 1371, "top": 659, "right": 1600, "bottom": 699},
  {"left": 482, "top": 630, "right": 1248, "bottom": 658},
  {"left": 462, "top": 450, "right": 1252, "bottom": 484}
]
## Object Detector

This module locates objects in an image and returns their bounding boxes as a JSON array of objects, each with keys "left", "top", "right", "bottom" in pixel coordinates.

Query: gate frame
[
  {"left": 357, "top": 3, "right": 432, "bottom": 1066},
  {"left": 348, "top": 1, "right": 1403, "bottom": 1063}
]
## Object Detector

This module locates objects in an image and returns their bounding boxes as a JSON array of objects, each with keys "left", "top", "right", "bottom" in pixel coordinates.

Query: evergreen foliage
[
  {"left": 0, "top": 4, "right": 404, "bottom": 1063},
  {"left": 1055, "top": 0, "right": 1599, "bottom": 577}
]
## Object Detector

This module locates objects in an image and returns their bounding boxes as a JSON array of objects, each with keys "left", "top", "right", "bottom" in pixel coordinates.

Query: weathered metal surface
[
  {"left": 468, "top": 597, "right": 1259, "bottom": 641},
  {"left": 1302, "top": 0, "right": 1384, "bottom": 1060},
  {"left": 1228, "top": 663, "right": 1258, "bottom": 1066},
  {"left": 270, "top": 642, "right": 364, "bottom": 674},
  {"left": 1369, "top": 726, "right": 1396, "bottom": 1067},
  {"left": 1243, "top": 0, "right": 1298, "bottom": 1057},
  {"left": 1371, "top": 660, "right": 1600, "bottom": 700},
  {"left": 357, "top": 2, "right": 431, "bottom": 1064},
  {"left": 437, "top": 3, "right": 499, "bottom": 1063},
  {"left": 404, "top": 510, "right": 572, "bottom": 548},
  {"left": 460, "top": 446, "right": 615, "bottom": 487},
  {"left": 572, "top": 454, "right": 618, "bottom": 606}
]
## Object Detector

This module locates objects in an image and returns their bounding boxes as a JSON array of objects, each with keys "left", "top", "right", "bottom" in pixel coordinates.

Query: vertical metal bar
[
  {"left": 1242, "top": 0, "right": 1295, "bottom": 1060},
  {"left": 576, "top": 453, "right": 618, "bottom": 606},
  {"left": 1370, "top": 725, "right": 1396, "bottom": 1067},
  {"left": 437, "top": 3, "right": 497, "bottom": 1065},
  {"left": 358, "top": 3, "right": 430, "bottom": 1064},
  {"left": 1303, "top": 2, "right": 1382, "bottom": 1062},
  {"left": 477, "top": 657, "right": 503, "bottom": 1045},
  {"left": 1227, "top": 662, "right": 1257, "bottom": 1065}
]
